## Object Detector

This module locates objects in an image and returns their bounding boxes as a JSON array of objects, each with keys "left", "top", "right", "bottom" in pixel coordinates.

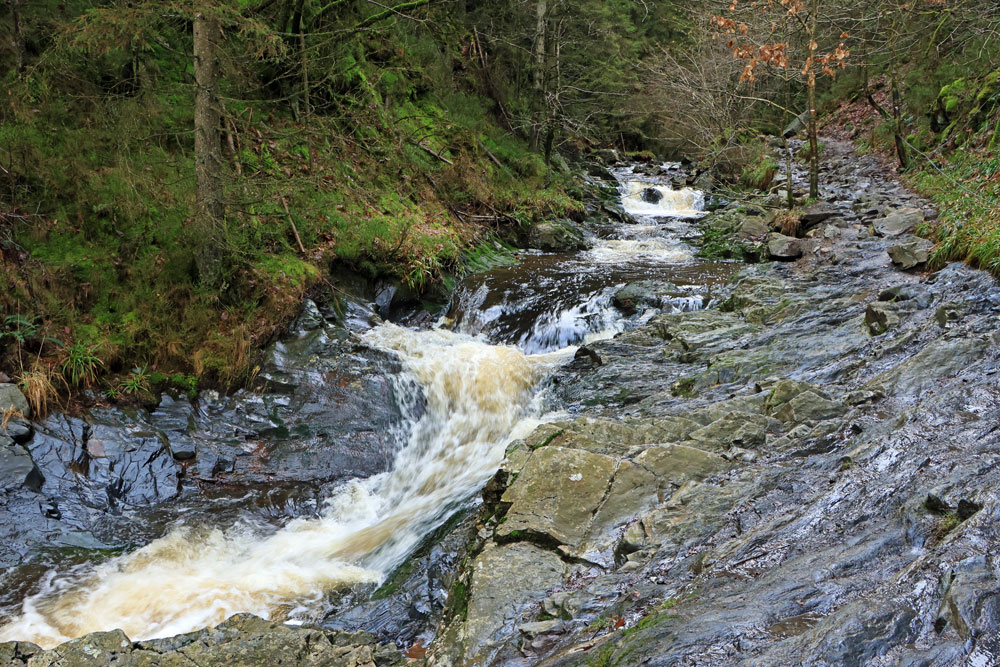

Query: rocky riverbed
[{"left": 4, "top": 140, "right": 1000, "bottom": 665}]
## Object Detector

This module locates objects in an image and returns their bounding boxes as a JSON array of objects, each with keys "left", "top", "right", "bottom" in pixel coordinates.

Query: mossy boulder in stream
[{"left": 527, "top": 219, "right": 588, "bottom": 252}]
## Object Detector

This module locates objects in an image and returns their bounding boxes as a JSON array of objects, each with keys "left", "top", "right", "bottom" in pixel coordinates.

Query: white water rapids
[
  {"left": 0, "top": 326, "right": 572, "bottom": 648},
  {"left": 620, "top": 180, "right": 704, "bottom": 218},
  {"left": 0, "top": 174, "right": 706, "bottom": 649}
]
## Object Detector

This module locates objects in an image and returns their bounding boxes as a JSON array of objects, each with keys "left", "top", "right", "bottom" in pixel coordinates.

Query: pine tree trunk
[
  {"left": 9, "top": 0, "right": 25, "bottom": 73},
  {"left": 193, "top": 11, "right": 225, "bottom": 285},
  {"left": 806, "top": 0, "right": 819, "bottom": 199},
  {"left": 531, "top": 0, "right": 547, "bottom": 150}
]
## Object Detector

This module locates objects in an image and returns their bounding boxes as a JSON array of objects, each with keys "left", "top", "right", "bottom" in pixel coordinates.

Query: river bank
[{"left": 5, "top": 139, "right": 1000, "bottom": 665}]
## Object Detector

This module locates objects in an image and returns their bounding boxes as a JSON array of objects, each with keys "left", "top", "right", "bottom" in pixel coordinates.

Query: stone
[
  {"left": 739, "top": 217, "right": 769, "bottom": 238},
  {"left": 518, "top": 620, "right": 564, "bottom": 637},
  {"left": 888, "top": 237, "right": 933, "bottom": 270},
  {"left": 633, "top": 444, "right": 729, "bottom": 488},
  {"left": 497, "top": 446, "right": 617, "bottom": 547},
  {"left": 641, "top": 187, "right": 663, "bottom": 204},
  {"left": 613, "top": 281, "right": 676, "bottom": 314},
  {"left": 1, "top": 418, "right": 32, "bottom": 444},
  {"left": 865, "top": 302, "right": 900, "bottom": 336},
  {"left": 528, "top": 220, "right": 588, "bottom": 252},
  {"left": 14, "top": 615, "right": 399, "bottom": 666},
  {"left": 167, "top": 434, "right": 198, "bottom": 461},
  {"left": 0, "top": 383, "right": 30, "bottom": 418},
  {"left": 798, "top": 203, "right": 837, "bottom": 231},
  {"left": 768, "top": 379, "right": 831, "bottom": 407},
  {"left": 686, "top": 412, "right": 770, "bottom": 450},
  {"left": 463, "top": 542, "right": 565, "bottom": 663},
  {"left": 873, "top": 207, "right": 924, "bottom": 237},
  {"left": 773, "top": 391, "right": 844, "bottom": 424},
  {"left": 877, "top": 284, "right": 934, "bottom": 309},
  {"left": 935, "top": 304, "right": 962, "bottom": 328},
  {"left": 767, "top": 233, "right": 803, "bottom": 260},
  {"left": 0, "top": 441, "right": 43, "bottom": 492}
]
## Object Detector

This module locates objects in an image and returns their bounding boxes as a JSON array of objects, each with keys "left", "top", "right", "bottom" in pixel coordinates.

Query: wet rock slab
[
  {"left": 423, "top": 141, "right": 1000, "bottom": 666},
  {"left": 0, "top": 614, "right": 403, "bottom": 666}
]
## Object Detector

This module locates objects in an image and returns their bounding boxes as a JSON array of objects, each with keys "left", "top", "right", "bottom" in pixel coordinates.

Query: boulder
[
  {"left": 888, "top": 237, "right": 933, "bottom": 270},
  {"left": 798, "top": 203, "right": 837, "bottom": 231},
  {"left": 739, "top": 217, "right": 769, "bottom": 238},
  {"left": 873, "top": 208, "right": 924, "bottom": 237},
  {"left": 772, "top": 391, "right": 844, "bottom": 424},
  {"left": 767, "top": 233, "right": 803, "bottom": 261},
  {"left": 865, "top": 302, "right": 900, "bottom": 336},
  {"left": 497, "top": 446, "right": 617, "bottom": 547},
  {"left": 782, "top": 110, "right": 810, "bottom": 138},
  {"left": 641, "top": 187, "right": 663, "bottom": 204},
  {"left": 1, "top": 418, "right": 32, "bottom": 444},
  {"left": 463, "top": 542, "right": 566, "bottom": 663},
  {"left": 529, "top": 220, "right": 587, "bottom": 252},
  {"left": 613, "top": 281, "right": 677, "bottom": 314},
  {"left": 686, "top": 412, "right": 771, "bottom": 450},
  {"left": 0, "top": 440, "right": 43, "bottom": 492},
  {"left": 0, "top": 383, "right": 30, "bottom": 418}
]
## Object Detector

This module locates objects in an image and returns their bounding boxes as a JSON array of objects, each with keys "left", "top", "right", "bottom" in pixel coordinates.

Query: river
[{"left": 0, "top": 167, "right": 726, "bottom": 648}]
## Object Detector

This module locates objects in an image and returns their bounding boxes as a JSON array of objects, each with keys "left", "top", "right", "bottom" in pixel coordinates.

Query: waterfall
[{"left": 0, "top": 326, "right": 572, "bottom": 648}]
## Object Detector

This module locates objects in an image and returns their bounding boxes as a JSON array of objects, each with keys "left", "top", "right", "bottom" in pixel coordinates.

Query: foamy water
[{"left": 0, "top": 326, "right": 572, "bottom": 648}]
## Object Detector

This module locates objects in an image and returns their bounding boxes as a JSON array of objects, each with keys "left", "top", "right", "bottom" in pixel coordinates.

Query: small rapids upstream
[{"left": 0, "top": 170, "right": 716, "bottom": 648}]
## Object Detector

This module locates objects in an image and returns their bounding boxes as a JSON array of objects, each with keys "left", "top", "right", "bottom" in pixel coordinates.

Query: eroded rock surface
[{"left": 424, "top": 141, "right": 1000, "bottom": 666}]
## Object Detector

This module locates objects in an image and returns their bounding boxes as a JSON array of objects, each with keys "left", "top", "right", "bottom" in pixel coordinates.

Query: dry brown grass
[
  {"left": 776, "top": 210, "right": 802, "bottom": 237},
  {"left": 1, "top": 406, "right": 23, "bottom": 429},
  {"left": 18, "top": 363, "right": 61, "bottom": 418}
]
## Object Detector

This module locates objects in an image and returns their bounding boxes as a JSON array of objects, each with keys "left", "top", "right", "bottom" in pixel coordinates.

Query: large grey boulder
[
  {"left": 873, "top": 207, "right": 924, "bottom": 237},
  {"left": 461, "top": 542, "right": 566, "bottom": 664},
  {"left": 497, "top": 446, "right": 617, "bottom": 547},
  {"left": 888, "top": 237, "right": 933, "bottom": 270},
  {"left": 0, "top": 383, "right": 30, "bottom": 418},
  {"left": 767, "top": 232, "right": 803, "bottom": 261},
  {"left": 528, "top": 219, "right": 587, "bottom": 252}
]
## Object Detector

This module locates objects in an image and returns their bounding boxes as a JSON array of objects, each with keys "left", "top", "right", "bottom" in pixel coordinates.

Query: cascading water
[
  {"left": 620, "top": 180, "right": 705, "bottom": 218},
  {"left": 0, "top": 166, "right": 720, "bottom": 649},
  {"left": 0, "top": 326, "right": 572, "bottom": 648},
  {"left": 448, "top": 173, "right": 714, "bottom": 353}
]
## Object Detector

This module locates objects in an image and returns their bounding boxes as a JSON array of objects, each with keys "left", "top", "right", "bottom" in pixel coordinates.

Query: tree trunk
[
  {"left": 806, "top": 0, "right": 819, "bottom": 199},
  {"left": 783, "top": 19, "right": 794, "bottom": 209},
  {"left": 193, "top": 11, "right": 225, "bottom": 285},
  {"left": 9, "top": 0, "right": 25, "bottom": 74},
  {"left": 531, "top": 0, "right": 547, "bottom": 150},
  {"left": 889, "top": 71, "right": 909, "bottom": 170}
]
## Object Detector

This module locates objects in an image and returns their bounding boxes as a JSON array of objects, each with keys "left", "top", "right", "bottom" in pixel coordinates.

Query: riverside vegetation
[{"left": 3, "top": 1, "right": 1000, "bottom": 666}]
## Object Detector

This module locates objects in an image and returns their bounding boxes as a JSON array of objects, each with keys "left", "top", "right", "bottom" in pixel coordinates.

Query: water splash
[
  {"left": 620, "top": 180, "right": 705, "bottom": 218},
  {"left": 0, "top": 326, "right": 572, "bottom": 648}
]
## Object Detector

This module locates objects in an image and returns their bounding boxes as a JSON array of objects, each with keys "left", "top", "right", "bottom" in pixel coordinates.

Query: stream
[{"left": 0, "top": 168, "right": 725, "bottom": 648}]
